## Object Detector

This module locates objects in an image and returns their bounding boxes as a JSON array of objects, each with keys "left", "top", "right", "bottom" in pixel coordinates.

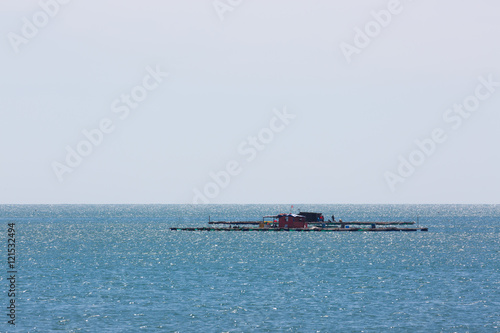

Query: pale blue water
[{"left": 1, "top": 204, "right": 499, "bottom": 332}]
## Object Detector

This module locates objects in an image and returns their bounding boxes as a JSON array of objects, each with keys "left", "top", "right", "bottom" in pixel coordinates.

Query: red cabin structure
[{"left": 277, "top": 214, "right": 307, "bottom": 229}]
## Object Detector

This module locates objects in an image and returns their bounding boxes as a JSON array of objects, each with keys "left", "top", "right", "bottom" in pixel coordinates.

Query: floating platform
[
  {"left": 208, "top": 221, "right": 261, "bottom": 225},
  {"left": 170, "top": 227, "right": 428, "bottom": 232},
  {"left": 176, "top": 211, "right": 428, "bottom": 232},
  {"left": 209, "top": 221, "right": 416, "bottom": 226}
]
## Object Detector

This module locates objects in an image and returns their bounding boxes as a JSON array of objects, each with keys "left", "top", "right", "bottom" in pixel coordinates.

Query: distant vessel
[{"left": 170, "top": 211, "right": 428, "bottom": 232}]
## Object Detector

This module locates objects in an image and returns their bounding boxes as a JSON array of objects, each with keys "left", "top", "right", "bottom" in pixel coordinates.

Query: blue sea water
[{"left": 0, "top": 204, "right": 499, "bottom": 332}]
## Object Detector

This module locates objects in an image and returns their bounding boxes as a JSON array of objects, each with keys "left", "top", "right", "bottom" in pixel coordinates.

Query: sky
[{"left": 1, "top": 0, "right": 499, "bottom": 204}]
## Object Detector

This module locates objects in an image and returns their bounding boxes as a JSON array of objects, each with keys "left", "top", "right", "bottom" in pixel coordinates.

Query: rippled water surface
[{"left": 1, "top": 204, "right": 499, "bottom": 332}]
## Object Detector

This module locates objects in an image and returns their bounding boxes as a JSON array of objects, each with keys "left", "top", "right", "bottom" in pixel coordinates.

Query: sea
[{"left": 0, "top": 204, "right": 499, "bottom": 332}]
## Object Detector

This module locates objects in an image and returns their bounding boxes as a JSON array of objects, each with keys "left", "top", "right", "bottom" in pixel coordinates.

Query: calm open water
[{"left": 0, "top": 204, "right": 499, "bottom": 332}]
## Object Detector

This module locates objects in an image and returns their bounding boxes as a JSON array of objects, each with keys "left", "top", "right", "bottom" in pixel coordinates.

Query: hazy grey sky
[{"left": 1, "top": 0, "right": 499, "bottom": 204}]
